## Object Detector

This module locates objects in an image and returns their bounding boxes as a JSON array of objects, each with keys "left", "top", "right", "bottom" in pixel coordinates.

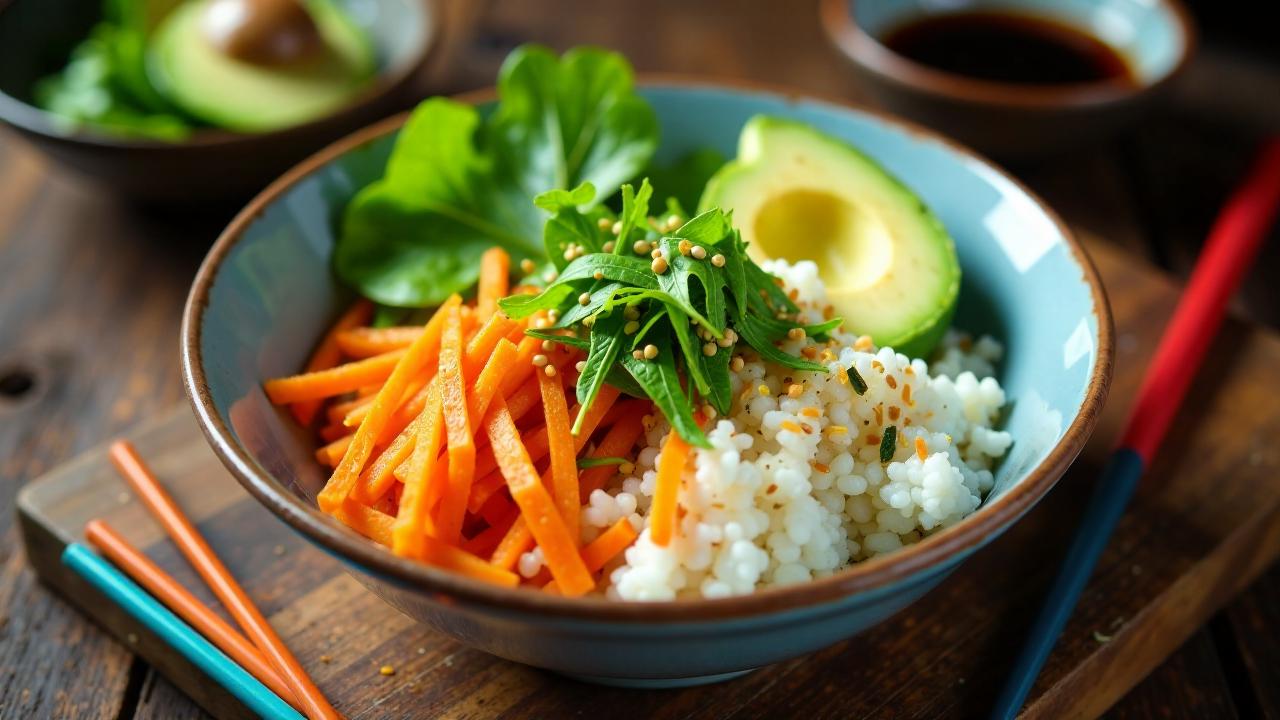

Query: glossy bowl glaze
[
  {"left": 183, "top": 81, "right": 1113, "bottom": 686},
  {"left": 820, "top": 0, "right": 1195, "bottom": 159},
  {"left": 0, "top": 0, "right": 435, "bottom": 203}
]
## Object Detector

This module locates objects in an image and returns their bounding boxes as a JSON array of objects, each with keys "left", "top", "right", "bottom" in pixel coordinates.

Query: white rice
[{"left": 520, "top": 260, "right": 1012, "bottom": 600}]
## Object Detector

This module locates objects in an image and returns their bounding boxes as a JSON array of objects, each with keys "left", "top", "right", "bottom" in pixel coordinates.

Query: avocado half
[
  {"left": 147, "top": 0, "right": 375, "bottom": 133},
  {"left": 700, "top": 116, "right": 960, "bottom": 358}
]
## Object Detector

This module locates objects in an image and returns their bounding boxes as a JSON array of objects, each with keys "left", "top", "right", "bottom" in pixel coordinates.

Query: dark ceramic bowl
[
  {"left": 820, "top": 0, "right": 1196, "bottom": 160},
  {"left": 0, "top": 0, "right": 435, "bottom": 202},
  {"left": 183, "top": 81, "right": 1113, "bottom": 686}
]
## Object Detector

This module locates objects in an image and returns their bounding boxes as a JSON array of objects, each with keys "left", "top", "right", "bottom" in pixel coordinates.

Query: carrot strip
[
  {"left": 335, "top": 326, "right": 423, "bottom": 358},
  {"left": 318, "top": 421, "right": 353, "bottom": 443},
  {"left": 463, "top": 315, "right": 518, "bottom": 381},
  {"left": 343, "top": 373, "right": 430, "bottom": 428},
  {"left": 435, "top": 303, "right": 474, "bottom": 543},
  {"left": 475, "top": 491, "right": 516, "bottom": 528},
  {"left": 315, "top": 435, "right": 352, "bottom": 467},
  {"left": 581, "top": 518, "right": 639, "bottom": 573},
  {"left": 538, "top": 368, "right": 580, "bottom": 544},
  {"left": 326, "top": 395, "right": 373, "bottom": 425},
  {"left": 579, "top": 406, "right": 647, "bottom": 496},
  {"left": 485, "top": 398, "right": 594, "bottom": 596},
  {"left": 476, "top": 247, "right": 511, "bottom": 319},
  {"left": 316, "top": 296, "right": 457, "bottom": 513},
  {"left": 468, "top": 384, "right": 620, "bottom": 513},
  {"left": 393, "top": 387, "right": 445, "bottom": 557},
  {"left": 489, "top": 517, "right": 533, "bottom": 571},
  {"left": 337, "top": 502, "right": 516, "bottom": 587},
  {"left": 288, "top": 300, "right": 373, "bottom": 426},
  {"left": 463, "top": 503, "right": 518, "bottom": 559},
  {"left": 649, "top": 428, "right": 691, "bottom": 547},
  {"left": 265, "top": 348, "right": 406, "bottom": 405}
]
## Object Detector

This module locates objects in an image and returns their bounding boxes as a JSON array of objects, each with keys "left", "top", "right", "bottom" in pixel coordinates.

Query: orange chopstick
[
  {"left": 83, "top": 519, "right": 302, "bottom": 712},
  {"left": 109, "top": 441, "right": 340, "bottom": 720}
]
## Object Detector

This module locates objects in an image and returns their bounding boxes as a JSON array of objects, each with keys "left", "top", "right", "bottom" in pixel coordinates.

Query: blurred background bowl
[
  {"left": 820, "top": 0, "right": 1195, "bottom": 160},
  {"left": 183, "top": 81, "right": 1112, "bottom": 686},
  {"left": 0, "top": 0, "right": 436, "bottom": 203}
]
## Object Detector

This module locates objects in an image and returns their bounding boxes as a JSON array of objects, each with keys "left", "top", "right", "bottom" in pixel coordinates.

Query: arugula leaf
[
  {"left": 620, "top": 337, "right": 709, "bottom": 447},
  {"left": 654, "top": 236, "right": 726, "bottom": 335},
  {"left": 574, "top": 312, "right": 626, "bottom": 434},
  {"left": 730, "top": 303, "right": 827, "bottom": 372},
  {"left": 556, "top": 254, "right": 659, "bottom": 289},
  {"left": 613, "top": 179, "right": 653, "bottom": 254},
  {"left": 534, "top": 182, "right": 596, "bottom": 212},
  {"left": 577, "top": 456, "right": 629, "bottom": 469},
  {"left": 336, "top": 45, "right": 658, "bottom": 306},
  {"left": 499, "top": 282, "right": 580, "bottom": 319}
]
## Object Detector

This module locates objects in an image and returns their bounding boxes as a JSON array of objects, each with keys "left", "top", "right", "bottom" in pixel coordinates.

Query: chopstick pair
[
  {"left": 100, "top": 440, "right": 341, "bottom": 720},
  {"left": 993, "top": 138, "right": 1280, "bottom": 718}
]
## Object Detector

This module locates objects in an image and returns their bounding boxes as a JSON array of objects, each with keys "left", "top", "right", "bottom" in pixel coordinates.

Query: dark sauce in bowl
[{"left": 882, "top": 12, "right": 1134, "bottom": 86}]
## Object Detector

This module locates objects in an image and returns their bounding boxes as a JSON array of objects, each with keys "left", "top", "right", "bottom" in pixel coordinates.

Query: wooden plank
[
  {"left": 16, "top": 234, "right": 1280, "bottom": 720},
  {"left": 1106, "top": 630, "right": 1239, "bottom": 719},
  {"left": 1227, "top": 567, "right": 1280, "bottom": 718}
]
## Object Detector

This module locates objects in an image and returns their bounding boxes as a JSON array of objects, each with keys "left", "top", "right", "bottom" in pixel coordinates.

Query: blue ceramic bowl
[
  {"left": 821, "top": 0, "right": 1196, "bottom": 159},
  {"left": 183, "top": 82, "right": 1113, "bottom": 686}
]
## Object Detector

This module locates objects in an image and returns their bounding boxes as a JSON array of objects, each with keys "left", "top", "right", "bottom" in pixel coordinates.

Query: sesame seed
[
  {"left": 787, "top": 327, "right": 806, "bottom": 341},
  {"left": 667, "top": 214, "right": 682, "bottom": 228},
  {"left": 730, "top": 356, "right": 745, "bottom": 372},
  {"left": 578, "top": 292, "right": 591, "bottom": 306},
  {"left": 575, "top": 360, "right": 587, "bottom": 372},
  {"left": 611, "top": 221, "right": 623, "bottom": 235},
  {"left": 701, "top": 404, "right": 717, "bottom": 419},
  {"left": 643, "top": 344, "right": 659, "bottom": 359},
  {"left": 757, "top": 384, "right": 770, "bottom": 396},
  {"left": 380, "top": 665, "right": 396, "bottom": 676},
  {"left": 543, "top": 270, "right": 558, "bottom": 283},
  {"left": 632, "top": 349, "right": 644, "bottom": 360},
  {"left": 593, "top": 270, "right": 604, "bottom": 280},
  {"left": 532, "top": 354, "right": 549, "bottom": 367},
  {"left": 651, "top": 248, "right": 662, "bottom": 259},
  {"left": 602, "top": 241, "right": 615, "bottom": 253},
  {"left": 532, "top": 317, "right": 550, "bottom": 329},
  {"left": 624, "top": 306, "right": 640, "bottom": 320},
  {"left": 544, "top": 365, "right": 557, "bottom": 377},
  {"left": 711, "top": 253, "right": 726, "bottom": 267},
  {"left": 633, "top": 239, "right": 650, "bottom": 254},
  {"left": 702, "top": 342, "right": 717, "bottom": 357},
  {"left": 520, "top": 258, "right": 536, "bottom": 274},
  {"left": 598, "top": 217, "right": 613, "bottom": 230},
  {"left": 678, "top": 239, "right": 692, "bottom": 256},
  {"left": 563, "top": 248, "right": 576, "bottom": 261},
  {"left": 691, "top": 245, "right": 707, "bottom": 260},
  {"left": 855, "top": 335, "right": 874, "bottom": 351},
  {"left": 650, "top": 257, "right": 669, "bottom": 274},
  {"left": 546, "top": 309, "right": 559, "bottom": 322},
  {"left": 619, "top": 462, "right": 635, "bottom": 474},
  {"left": 624, "top": 320, "right": 640, "bottom": 334},
  {"left": 811, "top": 461, "right": 830, "bottom": 473}
]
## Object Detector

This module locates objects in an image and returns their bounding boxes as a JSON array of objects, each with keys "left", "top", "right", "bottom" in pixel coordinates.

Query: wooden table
[{"left": 2, "top": 1, "right": 1277, "bottom": 717}]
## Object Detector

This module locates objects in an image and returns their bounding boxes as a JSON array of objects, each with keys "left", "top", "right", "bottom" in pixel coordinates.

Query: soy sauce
[{"left": 882, "top": 12, "right": 1133, "bottom": 86}]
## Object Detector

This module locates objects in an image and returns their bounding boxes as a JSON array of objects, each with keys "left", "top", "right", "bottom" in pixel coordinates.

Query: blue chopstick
[{"left": 61, "top": 543, "right": 305, "bottom": 720}]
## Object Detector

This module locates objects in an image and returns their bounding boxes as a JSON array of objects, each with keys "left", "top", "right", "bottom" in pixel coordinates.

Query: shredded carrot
[
  {"left": 315, "top": 435, "right": 352, "bottom": 467},
  {"left": 435, "top": 303, "right": 475, "bottom": 543},
  {"left": 344, "top": 373, "right": 430, "bottom": 428},
  {"left": 316, "top": 295, "right": 458, "bottom": 513},
  {"left": 915, "top": 436, "right": 928, "bottom": 462},
  {"left": 434, "top": 338, "right": 516, "bottom": 539},
  {"left": 489, "top": 517, "right": 532, "bottom": 571},
  {"left": 649, "top": 427, "right": 691, "bottom": 547},
  {"left": 265, "top": 349, "right": 406, "bottom": 405},
  {"left": 484, "top": 398, "right": 594, "bottom": 596},
  {"left": 463, "top": 503, "right": 518, "bottom": 558},
  {"left": 475, "top": 491, "right": 516, "bottom": 528},
  {"left": 335, "top": 326, "right": 423, "bottom": 358},
  {"left": 318, "top": 421, "right": 353, "bottom": 443},
  {"left": 462, "top": 315, "right": 518, "bottom": 381},
  {"left": 419, "top": 535, "right": 519, "bottom": 588},
  {"left": 288, "top": 300, "right": 373, "bottom": 426},
  {"left": 581, "top": 518, "right": 639, "bottom": 572},
  {"left": 476, "top": 247, "right": 510, "bottom": 319},
  {"left": 578, "top": 401, "right": 648, "bottom": 496},
  {"left": 392, "top": 387, "right": 445, "bottom": 557},
  {"left": 327, "top": 395, "right": 373, "bottom": 425},
  {"left": 538, "top": 367, "right": 580, "bottom": 544}
]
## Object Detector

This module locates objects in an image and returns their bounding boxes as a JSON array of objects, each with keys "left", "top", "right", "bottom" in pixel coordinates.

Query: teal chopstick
[{"left": 62, "top": 543, "right": 305, "bottom": 720}]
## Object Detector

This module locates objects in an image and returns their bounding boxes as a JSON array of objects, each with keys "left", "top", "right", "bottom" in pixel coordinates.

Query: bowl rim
[
  {"left": 0, "top": 0, "right": 438, "bottom": 149},
  {"left": 182, "top": 76, "right": 1114, "bottom": 622},
  {"left": 818, "top": 0, "right": 1197, "bottom": 110}
]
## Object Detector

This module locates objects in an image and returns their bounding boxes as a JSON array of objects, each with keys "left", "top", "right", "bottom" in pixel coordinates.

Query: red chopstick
[
  {"left": 83, "top": 519, "right": 303, "bottom": 712},
  {"left": 109, "top": 441, "right": 341, "bottom": 720}
]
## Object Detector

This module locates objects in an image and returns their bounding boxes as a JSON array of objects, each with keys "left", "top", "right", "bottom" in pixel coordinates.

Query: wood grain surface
[{"left": 2, "top": 1, "right": 1278, "bottom": 718}]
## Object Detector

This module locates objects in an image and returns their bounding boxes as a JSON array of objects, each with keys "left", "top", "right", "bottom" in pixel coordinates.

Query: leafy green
[
  {"left": 848, "top": 364, "right": 869, "bottom": 395},
  {"left": 577, "top": 456, "right": 630, "bottom": 469},
  {"left": 636, "top": 148, "right": 726, "bottom": 216},
  {"left": 880, "top": 425, "right": 898, "bottom": 464},
  {"left": 336, "top": 45, "right": 659, "bottom": 307},
  {"left": 510, "top": 194, "right": 841, "bottom": 445}
]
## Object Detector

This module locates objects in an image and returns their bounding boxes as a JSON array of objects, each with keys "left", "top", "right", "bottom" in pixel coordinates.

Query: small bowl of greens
[
  {"left": 0, "top": 0, "right": 435, "bottom": 202},
  {"left": 184, "top": 45, "right": 1112, "bottom": 685}
]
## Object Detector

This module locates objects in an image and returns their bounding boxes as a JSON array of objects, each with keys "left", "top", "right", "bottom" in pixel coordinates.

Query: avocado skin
[{"left": 701, "top": 115, "right": 960, "bottom": 360}]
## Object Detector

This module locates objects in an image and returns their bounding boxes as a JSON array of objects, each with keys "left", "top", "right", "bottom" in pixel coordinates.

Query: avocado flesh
[
  {"left": 147, "top": 0, "right": 375, "bottom": 133},
  {"left": 701, "top": 116, "right": 960, "bottom": 358}
]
